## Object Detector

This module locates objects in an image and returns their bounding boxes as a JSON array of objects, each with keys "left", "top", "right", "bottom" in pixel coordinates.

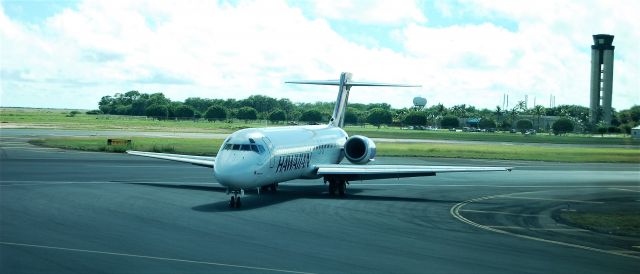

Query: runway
[{"left": 1, "top": 134, "right": 639, "bottom": 273}]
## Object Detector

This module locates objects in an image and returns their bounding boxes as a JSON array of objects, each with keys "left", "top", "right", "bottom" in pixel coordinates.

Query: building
[
  {"left": 589, "top": 34, "right": 615, "bottom": 125},
  {"left": 632, "top": 126, "right": 640, "bottom": 139}
]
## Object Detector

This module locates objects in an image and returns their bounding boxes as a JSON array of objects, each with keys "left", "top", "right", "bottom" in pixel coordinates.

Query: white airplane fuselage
[{"left": 213, "top": 125, "right": 348, "bottom": 189}]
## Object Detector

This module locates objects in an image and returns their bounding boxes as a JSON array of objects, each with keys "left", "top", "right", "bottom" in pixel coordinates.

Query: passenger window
[{"left": 232, "top": 144, "right": 240, "bottom": 150}]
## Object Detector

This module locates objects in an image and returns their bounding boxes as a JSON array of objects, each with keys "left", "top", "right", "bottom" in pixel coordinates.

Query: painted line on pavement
[
  {"left": 450, "top": 192, "right": 640, "bottom": 260},
  {"left": 609, "top": 188, "right": 640, "bottom": 193},
  {"left": 0, "top": 241, "right": 313, "bottom": 274},
  {"left": 459, "top": 209, "right": 540, "bottom": 217}
]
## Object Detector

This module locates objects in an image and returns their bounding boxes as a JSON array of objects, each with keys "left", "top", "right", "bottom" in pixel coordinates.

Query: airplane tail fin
[{"left": 286, "top": 72, "right": 420, "bottom": 128}]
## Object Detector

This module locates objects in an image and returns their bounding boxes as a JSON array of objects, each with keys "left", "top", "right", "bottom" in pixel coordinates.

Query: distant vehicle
[
  {"left": 486, "top": 128, "right": 496, "bottom": 133},
  {"left": 287, "top": 121, "right": 298, "bottom": 126},
  {"left": 524, "top": 129, "right": 537, "bottom": 136},
  {"left": 510, "top": 129, "right": 517, "bottom": 133},
  {"left": 127, "top": 72, "right": 511, "bottom": 208},
  {"left": 449, "top": 128, "right": 456, "bottom": 132}
]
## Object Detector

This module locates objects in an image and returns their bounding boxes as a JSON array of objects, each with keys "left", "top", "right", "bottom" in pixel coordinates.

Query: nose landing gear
[{"left": 228, "top": 189, "right": 244, "bottom": 208}]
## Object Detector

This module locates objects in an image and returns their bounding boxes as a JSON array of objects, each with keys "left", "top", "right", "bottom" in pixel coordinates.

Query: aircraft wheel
[
  {"left": 270, "top": 183, "right": 278, "bottom": 192},
  {"left": 236, "top": 197, "right": 242, "bottom": 208},
  {"left": 328, "top": 181, "right": 336, "bottom": 195},
  {"left": 229, "top": 196, "right": 236, "bottom": 208},
  {"left": 338, "top": 181, "right": 346, "bottom": 196}
]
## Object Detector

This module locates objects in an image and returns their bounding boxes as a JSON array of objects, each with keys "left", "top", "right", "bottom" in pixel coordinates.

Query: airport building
[
  {"left": 589, "top": 34, "right": 615, "bottom": 125},
  {"left": 632, "top": 126, "right": 640, "bottom": 139}
]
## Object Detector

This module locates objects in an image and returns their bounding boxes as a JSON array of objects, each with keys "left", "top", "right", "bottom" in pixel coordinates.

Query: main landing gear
[
  {"left": 326, "top": 177, "right": 347, "bottom": 197},
  {"left": 228, "top": 189, "right": 244, "bottom": 208}
]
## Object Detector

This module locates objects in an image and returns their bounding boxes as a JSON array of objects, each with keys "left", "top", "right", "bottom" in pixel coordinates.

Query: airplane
[{"left": 127, "top": 72, "right": 511, "bottom": 208}]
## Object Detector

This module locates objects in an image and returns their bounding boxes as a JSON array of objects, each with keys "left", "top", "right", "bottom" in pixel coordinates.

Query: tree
[
  {"left": 499, "top": 121, "right": 511, "bottom": 131},
  {"left": 440, "top": 116, "right": 459, "bottom": 129},
  {"left": 98, "top": 96, "right": 115, "bottom": 114},
  {"left": 450, "top": 104, "right": 468, "bottom": 118},
  {"left": 479, "top": 118, "right": 496, "bottom": 129},
  {"left": 268, "top": 109, "right": 286, "bottom": 123},
  {"left": 185, "top": 97, "right": 215, "bottom": 114},
  {"left": 532, "top": 105, "right": 545, "bottom": 129},
  {"left": 516, "top": 120, "right": 533, "bottom": 133},
  {"left": 344, "top": 108, "right": 359, "bottom": 125},
  {"left": 174, "top": 105, "right": 195, "bottom": 118},
  {"left": 115, "top": 105, "right": 132, "bottom": 115},
  {"left": 494, "top": 106, "right": 503, "bottom": 122},
  {"left": 205, "top": 105, "right": 227, "bottom": 121},
  {"left": 300, "top": 109, "right": 323, "bottom": 123},
  {"left": 366, "top": 108, "right": 393, "bottom": 129},
  {"left": 145, "top": 104, "right": 168, "bottom": 119},
  {"left": 236, "top": 106, "right": 258, "bottom": 122},
  {"left": 552, "top": 118, "right": 574, "bottom": 135},
  {"left": 403, "top": 111, "right": 427, "bottom": 126},
  {"left": 147, "top": 93, "right": 171, "bottom": 106}
]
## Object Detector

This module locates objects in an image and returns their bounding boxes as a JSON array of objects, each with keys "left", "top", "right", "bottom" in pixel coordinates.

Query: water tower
[{"left": 413, "top": 97, "right": 427, "bottom": 110}]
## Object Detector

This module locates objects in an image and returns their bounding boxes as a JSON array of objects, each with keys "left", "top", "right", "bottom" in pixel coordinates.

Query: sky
[{"left": 1, "top": 0, "right": 638, "bottom": 110}]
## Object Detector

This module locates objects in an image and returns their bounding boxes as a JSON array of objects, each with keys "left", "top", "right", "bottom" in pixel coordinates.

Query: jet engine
[{"left": 344, "top": 135, "right": 376, "bottom": 164}]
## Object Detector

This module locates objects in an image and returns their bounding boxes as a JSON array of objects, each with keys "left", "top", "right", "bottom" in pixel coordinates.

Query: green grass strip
[
  {"left": 29, "top": 136, "right": 640, "bottom": 163},
  {"left": 558, "top": 211, "right": 640, "bottom": 237}
]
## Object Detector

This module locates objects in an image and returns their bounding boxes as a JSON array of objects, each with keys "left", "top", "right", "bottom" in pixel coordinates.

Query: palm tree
[
  {"left": 494, "top": 106, "right": 503, "bottom": 122},
  {"left": 532, "top": 105, "right": 545, "bottom": 130}
]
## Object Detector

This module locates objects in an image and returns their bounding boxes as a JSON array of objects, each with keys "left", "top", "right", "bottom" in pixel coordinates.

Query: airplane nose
[{"left": 214, "top": 158, "right": 257, "bottom": 188}]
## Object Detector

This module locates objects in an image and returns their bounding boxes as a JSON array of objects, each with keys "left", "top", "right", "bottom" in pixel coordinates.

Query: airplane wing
[
  {"left": 315, "top": 164, "right": 511, "bottom": 181},
  {"left": 126, "top": 150, "right": 215, "bottom": 168}
]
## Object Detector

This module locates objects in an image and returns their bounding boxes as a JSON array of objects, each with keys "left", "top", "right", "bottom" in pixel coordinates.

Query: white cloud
[
  {"left": 396, "top": 0, "right": 640, "bottom": 109},
  {"left": 304, "top": 0, "right": 426, "bottom": 25},
  {"left": 0, "top": 0, "right": 638, "bottom": 111}
]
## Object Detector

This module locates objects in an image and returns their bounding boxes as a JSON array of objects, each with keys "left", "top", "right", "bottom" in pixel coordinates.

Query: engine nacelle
[{"left": 344, "top": 135, "right": 376, "bottom": 164}]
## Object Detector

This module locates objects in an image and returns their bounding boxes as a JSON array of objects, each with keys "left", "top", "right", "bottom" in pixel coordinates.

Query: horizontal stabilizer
[
  {"left": 285, "top": 72, "right": 420, "bottom": 128},
  {"left": 285, "top": 80, "right": 420, "bottom": 88}
]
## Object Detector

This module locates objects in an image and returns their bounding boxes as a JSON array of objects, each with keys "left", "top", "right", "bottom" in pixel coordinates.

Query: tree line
[{"left": 94, "top": 90, "right": 640, "bottom": 135}]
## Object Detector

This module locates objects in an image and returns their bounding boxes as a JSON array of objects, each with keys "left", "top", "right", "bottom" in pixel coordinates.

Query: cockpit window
[{"left": 224, "top": 143, "right": 265, "bottom": 154}]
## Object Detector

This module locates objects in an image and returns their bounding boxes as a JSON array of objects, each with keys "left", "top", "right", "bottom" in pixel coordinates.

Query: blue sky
[{"left": 1, "top": 0, "right": 638, "bottom": 110}]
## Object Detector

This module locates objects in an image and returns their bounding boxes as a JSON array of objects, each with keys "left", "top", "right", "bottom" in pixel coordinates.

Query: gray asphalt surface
[{"left": 1, "top": 132, "right": 639, "bottom": 273}]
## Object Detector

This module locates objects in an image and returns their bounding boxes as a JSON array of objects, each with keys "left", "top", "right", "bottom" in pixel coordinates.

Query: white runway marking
[
  {"left": 609, "top": 188, "right": 640, "bottom": 193},
  {"left": 0, "top": 181, "right": 216, "bottom": 187},
  {"left": 485, "top": 226, "right": 589, "bottom": 232},
  {"left": 0, "top": 241, "right": 313, "bottom": 274},
  {"left": 459, "top": 209, "right": 540, "bottom": 217},
  {"left": 351, "top": 183, "right": 640, "bottom": 188},
  {"left": 450, "top": 191, "right": 640, "bottom": 260},
  {"left": 499, "top": 195, "right": 605, "bottom": 204}
]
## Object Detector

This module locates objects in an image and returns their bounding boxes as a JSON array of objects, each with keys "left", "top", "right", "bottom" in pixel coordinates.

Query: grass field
[
  {"left": 558, "top": 211, "right": 640, "bottom": 237},
  {"left": 29, "top": 136, "right": 640, "bottom": 163},
  {"left": 3, "top": 107, "right": 639, "bottom": 146}
]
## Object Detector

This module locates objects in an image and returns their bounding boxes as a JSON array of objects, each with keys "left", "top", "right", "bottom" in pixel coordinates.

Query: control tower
[{"left": 589, "top": 34, "right": 615, "bottom": 125}]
